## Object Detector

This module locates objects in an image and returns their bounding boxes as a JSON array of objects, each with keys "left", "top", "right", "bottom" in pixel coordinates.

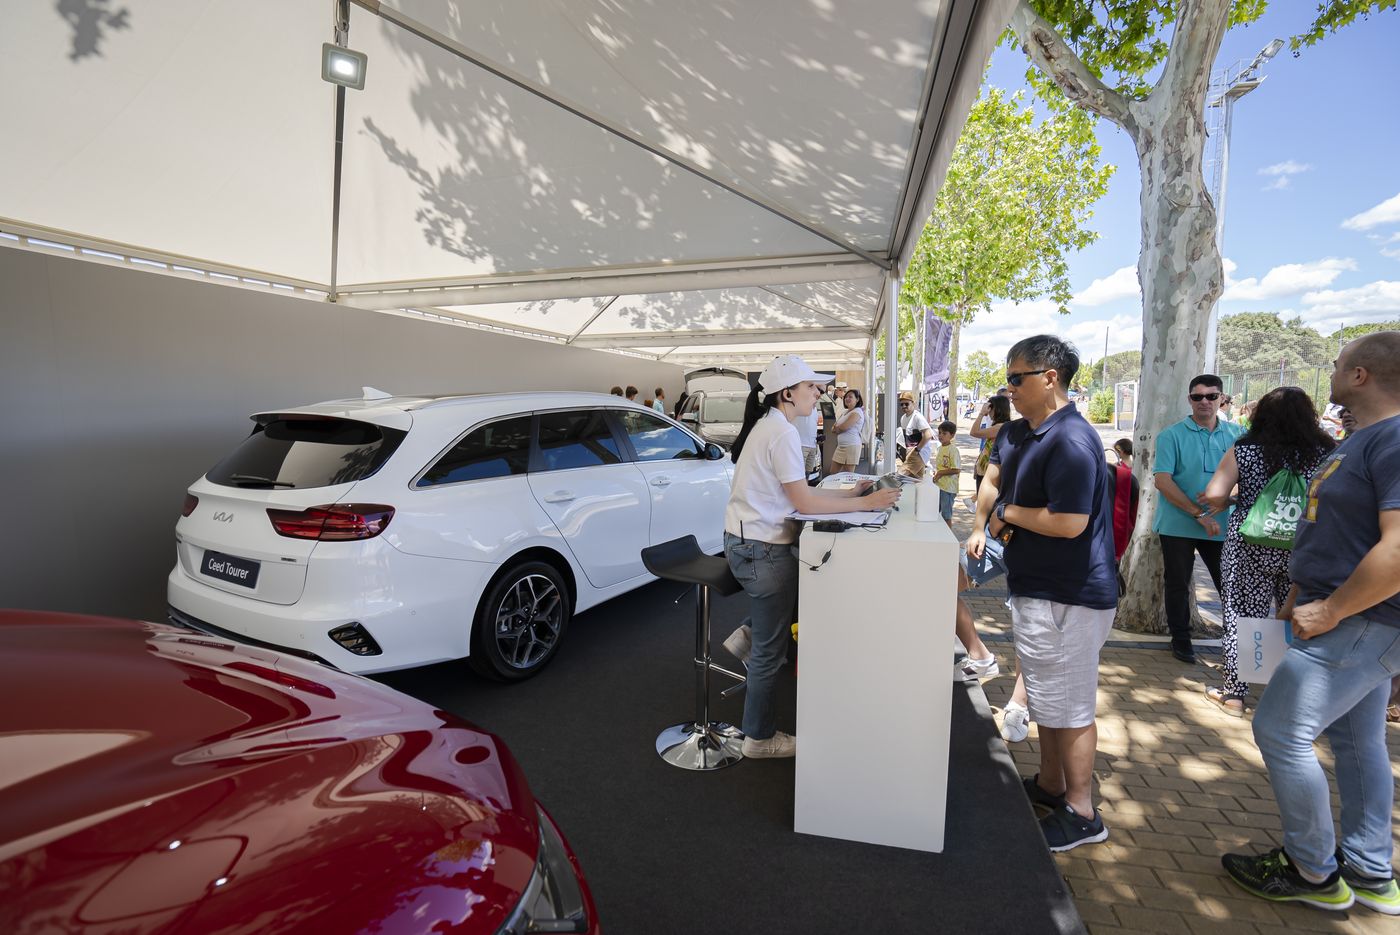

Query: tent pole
[
  {"left": 328, "top": 0, "right": 350, "bottom": 302},
  {"left": 884, "top": 273, "right": 899, "bottom": 473}
]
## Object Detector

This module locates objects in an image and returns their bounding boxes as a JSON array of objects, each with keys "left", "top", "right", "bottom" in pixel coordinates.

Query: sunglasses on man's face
[
  {"left": 1189, "top": 392, "right": 1220, "bottom": 402},
  {"left": 1005, "top": 369, "right": 1048, "bottom": 387}
]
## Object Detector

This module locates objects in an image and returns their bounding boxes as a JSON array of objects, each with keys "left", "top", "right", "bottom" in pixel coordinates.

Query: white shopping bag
[{"left": 1233, "top": 617, "right": 1293, "bottom": 684}]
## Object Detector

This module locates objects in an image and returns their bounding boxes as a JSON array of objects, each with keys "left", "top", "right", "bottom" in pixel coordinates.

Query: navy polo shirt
[{"left": 989, "top": 403, "right": 1118, "bottom": 610}]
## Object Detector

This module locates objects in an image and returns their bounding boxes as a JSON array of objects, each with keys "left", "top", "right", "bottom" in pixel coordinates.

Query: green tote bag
[{"left": 1239, "top": 469, "right": 1307, "bottom": 549}]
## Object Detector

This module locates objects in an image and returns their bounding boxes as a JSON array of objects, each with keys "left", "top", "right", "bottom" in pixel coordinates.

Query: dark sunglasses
[
  {"left": 1006, "top": 369, "right": 1048, "bottom": 387},
  {"left": 1189, "top": 392, "right": 1221, "bottom": 402}
]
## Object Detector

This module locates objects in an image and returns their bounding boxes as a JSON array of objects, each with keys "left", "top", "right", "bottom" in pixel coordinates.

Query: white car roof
[{"left": 253, "top": 391, "right": 650, "bottom": 432}]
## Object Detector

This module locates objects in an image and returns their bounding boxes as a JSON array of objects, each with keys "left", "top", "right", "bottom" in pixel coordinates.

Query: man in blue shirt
[
  {"left": 1151, "top": 374, "right": 1245, "bottom": 663},
  {"left": 968, "top": 335, "right": 1117, "bottom": 853},
  {"left": 1223, "top": 331, "right": 1400, "bottom": 914}
]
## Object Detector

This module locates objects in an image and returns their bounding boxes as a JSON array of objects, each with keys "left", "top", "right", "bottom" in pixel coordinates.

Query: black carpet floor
[{"left": 378, "top": 579, "right": 1084, "bottom": 935}]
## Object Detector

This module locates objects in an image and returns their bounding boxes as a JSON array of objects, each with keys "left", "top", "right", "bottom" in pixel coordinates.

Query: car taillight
[
  {"left": 181, "top": 494, "right": 199, "bottom": 517},
  {"left": 267, "top": 504, "right": 395, "bottom": 541}
]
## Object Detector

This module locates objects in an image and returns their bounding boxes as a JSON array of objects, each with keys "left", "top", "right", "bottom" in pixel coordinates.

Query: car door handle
[
  {"left": 650, "top": 476, "right": 671, "bottom": 488},
  {"left": 542, "top": 491, "right": 575, "bottom": 503}
]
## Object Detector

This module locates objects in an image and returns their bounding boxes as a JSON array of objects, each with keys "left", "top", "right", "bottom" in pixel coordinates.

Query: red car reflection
[{"left": 0, "top": 611, "right": 598, "bottom": 934}]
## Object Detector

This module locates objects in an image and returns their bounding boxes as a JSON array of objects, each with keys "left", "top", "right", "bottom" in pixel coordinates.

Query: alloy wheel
[{"left": 493, "top": 573, "right": 563, "bottom": 670}]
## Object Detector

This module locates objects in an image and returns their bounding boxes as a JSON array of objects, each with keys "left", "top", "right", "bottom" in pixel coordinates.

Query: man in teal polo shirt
[{"left": 1152, "top": 374, "right": 1245, "bottom": 663}]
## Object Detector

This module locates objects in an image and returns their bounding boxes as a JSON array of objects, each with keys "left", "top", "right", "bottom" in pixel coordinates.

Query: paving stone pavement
[{"left": 941, "top": 426, "right": 1400, "bottom": 934}]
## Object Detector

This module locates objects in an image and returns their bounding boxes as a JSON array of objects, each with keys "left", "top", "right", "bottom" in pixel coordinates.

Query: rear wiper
[{"left": 227, "top": 473, "right": 296, "bottom": 488}]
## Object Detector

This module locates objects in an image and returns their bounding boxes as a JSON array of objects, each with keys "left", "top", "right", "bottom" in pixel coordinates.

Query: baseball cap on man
[
  {"left": 757, "top": 355, "right": 834, "bottom": 393},
  {"left": 898, "top": 391, "right": 914, "bottom": 403}
]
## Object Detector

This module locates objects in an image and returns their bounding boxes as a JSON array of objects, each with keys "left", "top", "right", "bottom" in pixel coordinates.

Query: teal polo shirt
[{"left": 1151, "top": 416, "right": 1245, "bottom": 540}]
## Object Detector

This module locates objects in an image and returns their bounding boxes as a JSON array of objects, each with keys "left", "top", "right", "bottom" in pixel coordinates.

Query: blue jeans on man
[{"left": 1253, "top": 614, "right": 1400, "bottom": 879}]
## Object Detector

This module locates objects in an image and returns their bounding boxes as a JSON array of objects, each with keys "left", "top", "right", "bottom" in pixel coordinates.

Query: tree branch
[
  {"left": 1009, "top": 1, "right": 1137, "bottom": 137},
  {"left": 1154, "top": 0, "right": 1232, "bottom": 114}
]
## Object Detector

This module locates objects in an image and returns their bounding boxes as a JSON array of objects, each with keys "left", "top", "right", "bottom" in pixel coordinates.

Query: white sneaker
[
  {"left": 741, "top": 731, "right": 796, "bottom": 758},
  {"left": 1001, "top": 702, "right": 1030, "bottom": 743},
  {"left": 959, "top": 654, "right": 1000, "bottom": 682},
  {"left": 723, "top": 624, "right": 752, "bottom": 664},
  {"left": 962, "top": 496, "right": 976, "bottom": 512}
]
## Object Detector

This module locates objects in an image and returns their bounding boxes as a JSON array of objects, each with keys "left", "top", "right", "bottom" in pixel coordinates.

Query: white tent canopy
[{"left": 1, "top": 0, "right": 1012, "bottom": 368}]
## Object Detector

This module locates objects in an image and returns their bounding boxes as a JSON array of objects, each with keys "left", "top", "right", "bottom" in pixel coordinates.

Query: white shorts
[
  {"left": 834, "top": 443, "right": 861, "bottom": 464},
  {"left": 1010, "top": 596, "right": 1115, "bottom": 729}
]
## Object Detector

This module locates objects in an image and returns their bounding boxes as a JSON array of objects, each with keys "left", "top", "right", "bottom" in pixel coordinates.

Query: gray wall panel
[{"left": 0, "top": 247, "right": 683, "bottom": 620}]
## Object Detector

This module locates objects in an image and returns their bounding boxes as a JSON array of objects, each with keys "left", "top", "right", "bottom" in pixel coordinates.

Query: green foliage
[
  {"left": 1087, "top": 387, "right": 1115, "bottom": 423},
  {"left": 1331, "top": 319, "right": 1400, "bottom": 342},
  {"left": 1291, "top": 0, "right": 1396, "bottom": 52},
  {"left": 1082, "top": 350, "right": 1143, "bottom": 391},
  {"left": 958, "top": 350, "right": 1007, "bottom": 395},
  {"left": 1010, "top": 1, "right": 1391, "bottom": 102},
  {"left": 1217, "top": 311, "right": 1330, "bottom": 374},
  {"left": 898, "top": 86, "right": 1113, "bottom": 366}
]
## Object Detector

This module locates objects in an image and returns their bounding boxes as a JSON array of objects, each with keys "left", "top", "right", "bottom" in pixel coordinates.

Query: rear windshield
[
  {"left": 700, "top": 396, "right": 746, "bottom": 423},
  {"left": 206, "top": 417, "right": 407, "bottom": 489}
]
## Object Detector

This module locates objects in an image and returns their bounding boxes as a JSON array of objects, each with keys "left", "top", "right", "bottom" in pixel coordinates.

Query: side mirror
[
  {"left": 705, "top": 443, "right": 726, "bottom": 460},
  {"left": 679, "top": 412, "right": 697, "bottom": 424}
]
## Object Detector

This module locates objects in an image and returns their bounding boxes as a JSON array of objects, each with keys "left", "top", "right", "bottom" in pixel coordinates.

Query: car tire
[{"left": 469, "top": 561, "right": 571, "bottom": 682}]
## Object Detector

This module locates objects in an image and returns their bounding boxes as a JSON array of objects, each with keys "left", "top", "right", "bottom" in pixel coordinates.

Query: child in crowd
[{"left": 932, "top": 420, "right": 961, "bottom": 523}]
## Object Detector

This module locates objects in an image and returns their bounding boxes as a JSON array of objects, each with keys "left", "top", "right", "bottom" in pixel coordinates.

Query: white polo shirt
[
  {"left": 724, "top": 408, "right": 806, "bottom": 544},
  {"left": 796, "top": 409, "right": 819, "bottom": 449}
]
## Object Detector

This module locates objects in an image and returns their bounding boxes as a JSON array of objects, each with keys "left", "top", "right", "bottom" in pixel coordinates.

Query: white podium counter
[{"left": 794, "top": 500, "right": 959, "bottom": 852}]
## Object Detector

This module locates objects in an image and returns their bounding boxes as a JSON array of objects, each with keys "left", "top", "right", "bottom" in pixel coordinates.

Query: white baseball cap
[{"left": 757, "top": 354, "right": 834, "bottom": 393}]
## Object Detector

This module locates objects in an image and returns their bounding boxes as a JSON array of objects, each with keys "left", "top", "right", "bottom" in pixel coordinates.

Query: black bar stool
[{"left": 641, "top": 534, "right": 746, "bottom": 770}]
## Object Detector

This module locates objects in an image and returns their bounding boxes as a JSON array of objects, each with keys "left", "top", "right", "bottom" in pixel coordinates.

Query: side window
[
  {"left": 537, "top": 410, "right": 622, "bottom": 471},
  {"left": 617, "top": 410, "right": 703, "bottom": 462},
  {"left": 417, "top": 416, "right": 532, "bottom": 487}
]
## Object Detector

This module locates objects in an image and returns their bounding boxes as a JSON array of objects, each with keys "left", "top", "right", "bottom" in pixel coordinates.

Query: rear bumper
[{"left": 166, "top": 551, "right": 496, "bottom": 674}]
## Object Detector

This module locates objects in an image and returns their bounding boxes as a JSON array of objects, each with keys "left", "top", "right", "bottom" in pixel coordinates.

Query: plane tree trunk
[{"left": 1010, "top": 0, "right": 1231, "bottom": 633}]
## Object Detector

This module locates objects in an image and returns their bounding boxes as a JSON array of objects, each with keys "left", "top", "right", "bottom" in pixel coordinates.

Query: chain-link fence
[{"left": 1217, "top": 365, "right": 1333, "bottom": 412}]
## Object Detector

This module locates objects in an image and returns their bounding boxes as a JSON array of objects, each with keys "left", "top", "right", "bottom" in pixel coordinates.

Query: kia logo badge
[{"left": 213, "top": 511, "right": 234, "bottom": 523}]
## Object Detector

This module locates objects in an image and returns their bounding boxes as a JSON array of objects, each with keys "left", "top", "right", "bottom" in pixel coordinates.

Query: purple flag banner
[{"left": 922, "top": 311, "right": 952, "bottom": 394}]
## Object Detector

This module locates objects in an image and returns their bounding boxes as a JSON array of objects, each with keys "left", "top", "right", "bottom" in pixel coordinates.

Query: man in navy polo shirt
[
  {"left": 1152, "top": 374, "right": 1245, "bottom": 663},
  {"left": 968, "top": 335, "right": 1117, "bottom": 852}
]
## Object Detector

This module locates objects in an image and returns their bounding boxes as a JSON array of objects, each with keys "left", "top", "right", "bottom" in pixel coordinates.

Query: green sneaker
[
  {"left": 1337, "top": 849, "right": 1400, "bottom": 915},
  {"left": 1221, "top": 848, "right": 1354, "bottom": 911}
]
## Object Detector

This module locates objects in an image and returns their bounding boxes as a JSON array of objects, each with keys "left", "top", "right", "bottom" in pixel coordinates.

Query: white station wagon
[{"left": 168, "top": 390, "right": 732, "bottom": 679}]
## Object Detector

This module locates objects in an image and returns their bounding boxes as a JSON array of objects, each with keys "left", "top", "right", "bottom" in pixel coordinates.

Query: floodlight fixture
[
  {"left": 321, "top": 42, "right": 367, "bottom": 91},
  {"left": 1260, "top": 38, "right": 1285, "bottom": 60}
]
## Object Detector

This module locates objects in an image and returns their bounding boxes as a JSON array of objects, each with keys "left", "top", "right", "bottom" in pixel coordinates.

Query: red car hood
[{"left": 0, "top": 612, "right": 540, "bottom": 934}]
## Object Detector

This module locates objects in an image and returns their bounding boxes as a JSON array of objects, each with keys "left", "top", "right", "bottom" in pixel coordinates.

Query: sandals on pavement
[
  {"left": 1206, "top": 686, "right": 1246, "bottom": 718},
  {"left": 1387, "top": 703, "right": 1400, "bottom": 724}
]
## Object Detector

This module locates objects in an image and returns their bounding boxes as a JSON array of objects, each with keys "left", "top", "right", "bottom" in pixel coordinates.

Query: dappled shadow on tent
[{"left": 55, "top": 0, "right": 130, "bottom": 63}]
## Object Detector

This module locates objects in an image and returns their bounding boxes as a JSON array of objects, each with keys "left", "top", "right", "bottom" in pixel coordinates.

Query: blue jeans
[
  {"left": 938, "top": 489, "right": 955, "bottom": 522},
  {"left": 724, "top": 532, "right": 799, "bottom": 740},
  {"left": 1252, "top": 615, "right": 1400, "bottom": 879}
]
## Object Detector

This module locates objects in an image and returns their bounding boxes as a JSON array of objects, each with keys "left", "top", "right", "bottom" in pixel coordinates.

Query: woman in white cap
[{"left": 724, "top": 355, "right": 901, "bottom": 758}]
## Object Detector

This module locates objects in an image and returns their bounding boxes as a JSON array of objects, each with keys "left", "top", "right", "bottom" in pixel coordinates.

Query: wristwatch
[{"left": 995, "top": 502, "right": 1009, "bottom": 524}]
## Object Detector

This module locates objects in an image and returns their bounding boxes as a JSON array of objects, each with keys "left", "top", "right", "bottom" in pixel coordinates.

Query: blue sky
[{"left": 960, "top": 5, "right": 1400, "bottom": 366}]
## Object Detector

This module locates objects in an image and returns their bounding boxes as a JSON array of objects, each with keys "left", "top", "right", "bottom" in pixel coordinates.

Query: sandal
[
  {"left": 1387, "top": 704, "right": 1400, "bottom": 724},
  {"left": 1206, "top": 687, "right": 1246, "bottom": 718}
]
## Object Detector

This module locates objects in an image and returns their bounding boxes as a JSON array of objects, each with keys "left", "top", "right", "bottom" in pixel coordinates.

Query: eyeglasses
[
  {"left": 1188, "top": 393, "right": 1221, "bottom": 402},
  {"left": 898, "top": 400, "right": 912, "bottom": 407},
  {"left": 1005, "top": 369, "right": 1048, "bottom": 387}
]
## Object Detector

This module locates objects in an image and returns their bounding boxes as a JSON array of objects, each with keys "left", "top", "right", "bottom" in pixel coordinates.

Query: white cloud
[
  {"left": 1074, "top": 265, "right": 1140, "bottom": 306},
  {"left": 1297, "top": 280, "right": 1400, "bottom": 330},
  {"left": 1341, "top": 193, "right": 1400, "bottom": 231},
  {"left": 960, "top": 301, "right": 1141, "bottom": 366},
  {"left": 1259, "top": 160, "right": 1311, "bottom": 177},
  {"left": 1223, "top": 257, "right": 1357, "bottom": 302},
  {"left": 1384, "top": 247, "right": 1400, "bottom": 261},
  {"left": 1258, "top": 160, "right": 1310, "bottom": 191}
]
